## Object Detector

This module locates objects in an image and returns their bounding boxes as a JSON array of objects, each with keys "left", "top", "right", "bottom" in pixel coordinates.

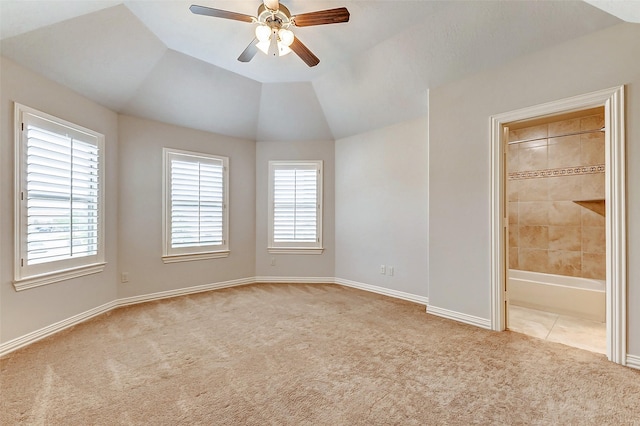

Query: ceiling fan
[{"left": 189, "top": 0, "right": 350, "bottom": 67}]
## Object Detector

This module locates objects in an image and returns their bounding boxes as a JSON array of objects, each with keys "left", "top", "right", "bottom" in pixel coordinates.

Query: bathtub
[{"left": 508, "top": 269, "right": 605, "bottom": 322}]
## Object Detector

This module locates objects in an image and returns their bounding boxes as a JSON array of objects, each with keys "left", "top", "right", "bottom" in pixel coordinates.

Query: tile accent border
[{"left": 509, "top": 164, "right": 604, "bottom": 180}]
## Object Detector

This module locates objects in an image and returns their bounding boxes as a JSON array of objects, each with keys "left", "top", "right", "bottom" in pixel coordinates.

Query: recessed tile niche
[{"left": 507, "top": 109, "right": 605, "bottom": 279}]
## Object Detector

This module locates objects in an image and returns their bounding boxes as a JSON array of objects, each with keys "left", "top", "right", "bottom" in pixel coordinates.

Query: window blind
[
  {"left": 170, "top": 157, "right": 225, "bottom": 248},
  {"left": 24, "top": 118, "right": 100, "bottom": 266},
  {"left": 273, "top": 167, "right": 318, "bottom": 242}
]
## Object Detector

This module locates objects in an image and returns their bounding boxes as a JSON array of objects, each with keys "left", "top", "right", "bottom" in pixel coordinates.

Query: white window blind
[
  {"left": 25, "top": 122, "right": 99, "bottom": 264},
  {"left": 15, "top": 104, "right": 105, "bottom": 290},
  {"left": 163, "top": 149, "right": 229, "bottom": 262},
  {"left": 268, "top": 161, "right": 323, "bottom": 253},
  {"left": 273, "top": 168, "right": 318, "bottom": 242}
]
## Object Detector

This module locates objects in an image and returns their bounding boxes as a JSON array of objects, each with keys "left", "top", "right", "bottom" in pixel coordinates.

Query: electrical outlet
[
  {"left": 388, "top": 266, "right": 394, "bottom": 276},
  {"left": 270, "top": 257, "right": 276, "bottom": 266},
  {"left": 380, "top": 265, "right": 385, "bottom": 274},
  {"left": 121, "top": 272, "right": 129, "bottom": 283}
]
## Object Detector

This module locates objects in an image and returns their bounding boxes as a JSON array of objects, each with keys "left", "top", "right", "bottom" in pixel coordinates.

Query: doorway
[
  {"left": 504, "top": 108, "right": 606, "bottom": 354},
  {"left": 489, "top": 86, "right": 627, "bottom": 365}
]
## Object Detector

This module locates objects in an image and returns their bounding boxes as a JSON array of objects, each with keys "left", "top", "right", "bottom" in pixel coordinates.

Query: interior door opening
[
  {"left": 490, "top": 86, "right": 627, "bottom": 365},
  {"left": 504, "top": 108, "right": 607, "bottom": 354}
]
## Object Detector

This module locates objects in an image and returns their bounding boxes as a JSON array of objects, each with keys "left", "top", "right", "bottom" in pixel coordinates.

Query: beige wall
[
  {"left": 117, "top": 115, "right": 256, "bottom": 298},
  {"left": 429, "top": 23, "right": 640, "bottom": 355},
  {"left": 335, "top": 117, "right": 429, "bottom": 297},
  {"left": 0, "top": 57, "right": 119, "bottom": 343},
  {"left": 255, "top": 141, "right": 335, "bottom": 278},
  {"left": 508, "top": 112, "right": 606, "bottom": 279}
]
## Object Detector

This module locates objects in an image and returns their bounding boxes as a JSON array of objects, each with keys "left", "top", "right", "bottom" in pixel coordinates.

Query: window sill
[
  {"left": 268, "top": 247, "right": 324, "bottom": 255},
  {"left": 14, "top": 262, "right": 107, "bottom": 291},
  {"left": 162, "top": 250, "right": 230, "bottom": 264}
]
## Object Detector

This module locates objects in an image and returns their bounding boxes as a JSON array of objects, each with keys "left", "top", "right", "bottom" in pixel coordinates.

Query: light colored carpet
[{"left": 1, "top": 283, "right": 639, "bottom": 425}]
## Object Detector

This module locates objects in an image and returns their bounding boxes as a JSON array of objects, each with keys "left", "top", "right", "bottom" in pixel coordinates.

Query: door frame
[{"left": 489, "top": 86, "right": 627, "bottom": 365}]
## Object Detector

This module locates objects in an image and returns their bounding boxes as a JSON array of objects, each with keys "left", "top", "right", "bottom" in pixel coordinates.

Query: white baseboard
[
  {"left": 335, "top": 278, "right": 429, "bottom": 306},
  {"left": 626, "top": 354, "right": 640, "bottom": 370},
  {"left": 117, "top": 277, "right": 254, "bottom": 307},
  {"left": 254, "top": 276, "right": 335, "bottom": 284},
  {"left": 0, "top": 277, "right": 253, "bottom": 357},
  {"left": 0, "top": 300, "right": 117, "bottom": 357},
  {"left": 427, "top": 304, "right": 492, "bottom": 329}
]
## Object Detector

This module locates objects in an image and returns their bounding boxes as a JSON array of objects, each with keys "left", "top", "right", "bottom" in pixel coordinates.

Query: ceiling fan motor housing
[{"left": 258, "top": 4, "right": 292, "bottom": 30}]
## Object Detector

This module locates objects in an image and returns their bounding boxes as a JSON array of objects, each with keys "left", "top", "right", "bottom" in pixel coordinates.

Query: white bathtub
[{"left": 508, "top": 269, "right": 605, "bottom": 322}]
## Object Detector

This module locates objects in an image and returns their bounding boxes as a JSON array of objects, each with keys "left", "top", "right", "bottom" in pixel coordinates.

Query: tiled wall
[{"left": 507, "top": 112, "right": 605, "bottom": 280}]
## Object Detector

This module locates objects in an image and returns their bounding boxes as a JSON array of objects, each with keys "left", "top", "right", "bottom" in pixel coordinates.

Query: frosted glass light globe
[
  {"left": 255, "top": 25, "right": 271, "bottom": 42},
  {"left": 278, "top": 29, "right": 294, "bottom": 47}
]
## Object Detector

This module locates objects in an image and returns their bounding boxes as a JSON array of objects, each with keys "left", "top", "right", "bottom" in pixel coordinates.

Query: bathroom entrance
[
  {"left": 504, "top": 108, "right": 606, "bottom": 353},
  {"left": 490, "top": 86, "right": 627, "bottom": 365}
]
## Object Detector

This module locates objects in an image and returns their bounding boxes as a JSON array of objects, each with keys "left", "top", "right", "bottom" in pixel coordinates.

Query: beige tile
[
  {"left": 509, "top": 202, "right": 519, "bottom": 225},
  {"left": 581, "top": 173, "right": 605, "bottom": 199},
  {"left": 582, "top": 227, "right": 605, "bottom": 254},
  {"left": 508, "top": 305, "right": 557, "bottom": 339},
  {"left": 548, "top": 135, "right": 581, "bottom": 168},
  {"left": 509, "top": 124, "right": 548, "bottom": 143},
  {"left": 548, "top": 175, "right": 581, "bottom": 201},
  {"left": 509, "top": 226, "right": 519, "bottom": 248},
  {"left": 582, "top": 208, "right": 605, "bottom": 227},
  {"left": 507, "top": 179, "right": 519, "bottom": 202},
  {"left": 580, "top": 114, "right": 605, "bottom": 132},
  {"left": 509, "top": 247, "right": 519, "bottom": 269},
  {"left": 583, "top": 253, "right": 605, "bottom": 280},
  {"left": 580, "top": 132, "right": 605, "bottom": 166},
  {"left": 548, "top": 201, "right": 581, "bottom": 226},
  {"left": 519, "top": 225, "right": 548, "bottom": 249},
  {"left": 519, "top": 201, "right": 549, "bottom": 226},
  {"left": 519, "top": 178, "right": 548, "bottom": 201},
  {"left": 507, "top": 145, "right": 519, "bottom": 172},
  {"left": 548, "top": 118, "right": 580, "bottom": 137},
  {"left": 519, "top": 248, "right": 549, "bottom": 273},
  {"left": 519, "top": 139, "right": 548, "bottom": 149},
  {"left": 548, "top": 226, "right": 581, "bottom": 251},
  {"left": 518, "top": 145, "right": 547, "bottom": 171},
  {"left": 548, "top": 250, "right": 581, "bottom": 277},
  {"left": 547, "top": 315, "right": 606, "bottom": 354}
]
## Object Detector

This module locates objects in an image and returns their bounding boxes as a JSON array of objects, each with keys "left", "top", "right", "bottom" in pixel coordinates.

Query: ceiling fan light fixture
[
  {"left": 255, "top": 24, "right": 271, "bottom": 42},
  {"left": 256, "top": 40, "right": 271, "bottom": 55},
  {"left": 278, "top": 43, "right": 292, "bottom": 56},
  {"left": 278, "top": 28, "right": 294, "bottom": 47}
]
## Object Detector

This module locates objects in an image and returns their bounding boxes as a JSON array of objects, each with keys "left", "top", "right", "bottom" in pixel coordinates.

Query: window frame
[
  {"left": 13, "top": 103, "right": 106, "bottom": 291},
  {"left": 268, "top": 160, "right": 323, "bottom": 254},
  {"left": 162, "top": 148, "right": 230, "bottom": 263}
]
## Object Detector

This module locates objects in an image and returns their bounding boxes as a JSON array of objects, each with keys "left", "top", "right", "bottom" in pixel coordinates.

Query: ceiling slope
[
  {"left": 121, "top": 49, "right": 262, "bottom": 140},
  {"left": 257, "top": 82, "right": 333, "bottom": 141},
  {"left": 315, "top": 0, "right": 622, "bottom": 139},
  {"left": 0, "top": 4, "right": 167, "bottom": 111},
  {"left": 0, "top": 1, "right": 623, "bottom": 142},
  {"left": 0, "top": 0, "right": 122, "bottom": 39}
]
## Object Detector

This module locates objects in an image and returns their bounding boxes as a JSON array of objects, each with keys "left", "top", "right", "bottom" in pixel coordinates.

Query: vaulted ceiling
[{"left": 0, "top": 1, "right": 622, "bottom": 141}]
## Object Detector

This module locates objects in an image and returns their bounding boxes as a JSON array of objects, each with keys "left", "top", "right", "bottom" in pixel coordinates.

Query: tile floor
[{"left": 508, "top": 304, "right": 606, "bottom": 354}]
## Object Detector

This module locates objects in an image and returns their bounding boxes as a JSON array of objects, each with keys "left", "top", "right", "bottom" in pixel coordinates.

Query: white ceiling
[{"left": 0, "top": 1, "right": 623, "bottom": 141}]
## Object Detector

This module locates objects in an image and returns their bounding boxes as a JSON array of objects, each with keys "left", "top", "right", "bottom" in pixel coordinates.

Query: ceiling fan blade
[
  {"left": 189, "top": 4, "right": 254, "bottom": 23},
  {"left": 290, "top": 37, "right": 320, "bottom": 67},
  {"left": 238, "top": 39, "right": 259, "bottom": 62},
  {"left": 292, "top": 7, "right": 350, "bottom": 27},
  {"left": 263, "top": 0, "right": 279, "bottom": 11}
]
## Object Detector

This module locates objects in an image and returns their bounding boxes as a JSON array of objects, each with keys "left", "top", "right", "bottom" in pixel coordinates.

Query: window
[
  {"left": 163, "top": 148, "right": 229, "bottom": 263},
  {"left": 268, "top": 161, "right": 323, "bottom": 254},
  {"left": 14, "top": 103, "right": 105, "bottom": 291}
]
